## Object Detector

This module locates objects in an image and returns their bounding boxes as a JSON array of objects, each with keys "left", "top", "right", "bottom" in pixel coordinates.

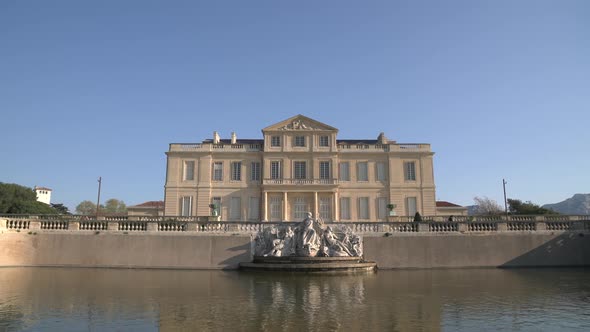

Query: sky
[{"left": 1, "top": 1, "right": 589, "bottom": 212}]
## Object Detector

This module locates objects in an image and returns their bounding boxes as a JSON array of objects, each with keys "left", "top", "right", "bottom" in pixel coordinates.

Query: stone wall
[
  {"left": 364, "top": 232, "right": 590, "bottom": 269},
  {"left": 0, "top": 233, "right": 251, "bottom": 270}
]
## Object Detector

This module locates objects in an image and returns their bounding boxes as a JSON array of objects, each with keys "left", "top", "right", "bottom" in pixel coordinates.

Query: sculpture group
[{"left": 254, "top": 212, "right": 363, "bottom": 257}]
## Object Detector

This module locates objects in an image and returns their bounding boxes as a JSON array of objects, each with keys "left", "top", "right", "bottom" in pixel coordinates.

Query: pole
[
  {"left": 96, "top": 177, "right": 102, "bottom": 217},
  {"left": 502, "top": 179, "right": 508, "bottom": 217}
]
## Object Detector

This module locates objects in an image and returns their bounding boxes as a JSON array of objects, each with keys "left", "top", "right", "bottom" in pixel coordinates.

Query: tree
[
  {"left": 472, "top": 196, "right": 503, "bottom": 215},
  {"left": 104, "top": 198, "right": 127, "bottom": 214},
  {"left": 0, "top": 182, "right": 57, "bottom": 214},
  {"left": 507, "top": 199, "right": 557, "bottom": 215},
  {"left": 50, "top": 203, "right": 70, "bottom": 215},
  {"left": 76, "top": 200, "right": 99, "bottom": 215}
]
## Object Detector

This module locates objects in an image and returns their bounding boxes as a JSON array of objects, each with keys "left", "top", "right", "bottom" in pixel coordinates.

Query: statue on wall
[{"left": 253, "top": 212, "right": 363, "bottom": 258}]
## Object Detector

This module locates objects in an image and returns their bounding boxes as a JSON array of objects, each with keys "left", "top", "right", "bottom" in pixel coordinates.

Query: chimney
[
  {"left": 377, "top": 132, "right": 388, "bottom": 144},
  {"left": 213, "top": 131, "right": 220, "bottom": 144},
  {"left": 231, "top": 132, "right": 237, "bottom": 144}
]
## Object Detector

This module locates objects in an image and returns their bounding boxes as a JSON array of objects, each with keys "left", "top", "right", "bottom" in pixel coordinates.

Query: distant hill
[{"left": 542, "top": 194, "right": 590, "bottom": 215}]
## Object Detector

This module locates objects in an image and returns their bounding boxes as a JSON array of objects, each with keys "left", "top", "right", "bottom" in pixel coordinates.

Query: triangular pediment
[{"left": 262, "top": 114, "right": 338, "bottom": 132}]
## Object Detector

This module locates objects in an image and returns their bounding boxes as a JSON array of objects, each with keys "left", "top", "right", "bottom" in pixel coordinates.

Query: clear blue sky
[{"left": 1, "top": 1, "right": 589, "bottom": 211}]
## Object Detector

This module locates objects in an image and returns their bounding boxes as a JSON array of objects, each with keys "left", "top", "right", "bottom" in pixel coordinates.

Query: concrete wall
[
  {"left": 0, "top": 233, "right": 251, "bottom": 270},
  {"left": 364, "top": 232, "right": 590, "bottom": 269},
  {"left": 1, "top": 231, "right": 588, "bottom": 270}
]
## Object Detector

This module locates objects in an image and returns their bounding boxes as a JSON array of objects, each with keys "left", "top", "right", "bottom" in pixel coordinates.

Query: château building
[{"left": 164, "top": 115, "right": 439, "bottom": 221}]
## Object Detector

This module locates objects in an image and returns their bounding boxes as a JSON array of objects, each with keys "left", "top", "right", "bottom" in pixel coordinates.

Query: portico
[{"left": 262, "top": 189, "right": 340, "bottom": 222}]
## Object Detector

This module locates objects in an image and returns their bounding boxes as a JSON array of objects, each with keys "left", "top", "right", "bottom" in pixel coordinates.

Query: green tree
[
  {"left": 75, "top": 200, "right": 99, "bottom": 215},
  {"left": 50, "top": 203, "right": 70, "bottom": 215},
  {"left": 104, "top": 198, "right": 127, "bottom": 214},
  {"left": 507, "top": 199, "right": 557, "bottom": 215},
  {"left": 0, "top": 182, "right": 57, "bottom": 214}
]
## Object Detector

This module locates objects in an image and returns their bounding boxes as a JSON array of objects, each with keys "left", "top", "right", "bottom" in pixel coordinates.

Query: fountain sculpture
[{"left": 240, "top": 212, "right": 377, "bottom": 273}]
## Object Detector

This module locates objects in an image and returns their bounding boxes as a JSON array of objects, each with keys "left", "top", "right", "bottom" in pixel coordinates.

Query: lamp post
[
  {"left": 503, "top": 179, "right": 508, "bottom": 217},
  {"left": 96, "top": 177, "right": 102, "bottom": 217}
]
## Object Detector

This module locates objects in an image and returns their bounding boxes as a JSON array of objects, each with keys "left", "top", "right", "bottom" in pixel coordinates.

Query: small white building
[{"left": 34, "top": 186, "right": 52, "bottom": 205}]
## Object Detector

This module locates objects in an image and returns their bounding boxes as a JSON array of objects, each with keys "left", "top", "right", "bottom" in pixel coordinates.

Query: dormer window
[
  {"left": 271, "top": 136, "right": 281, "bottom": 147},
  {"left": 294, "top": 136, "right": 305, "bottom": 147},
  {"left": 319, "top": 135, "right": 329, "bottom": 147}
]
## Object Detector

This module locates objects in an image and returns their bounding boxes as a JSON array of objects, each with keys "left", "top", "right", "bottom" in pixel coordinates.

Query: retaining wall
[
  {"left": 0, "top": 232, "right": 252, "bottom": 270},
  {"left": 1, "top": 230, "right": 589, "bottom": 269}
]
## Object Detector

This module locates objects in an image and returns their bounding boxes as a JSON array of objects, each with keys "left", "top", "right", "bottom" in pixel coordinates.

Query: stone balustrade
[{"left": 2, "top": 215, "right": 590, "bottom": 235}]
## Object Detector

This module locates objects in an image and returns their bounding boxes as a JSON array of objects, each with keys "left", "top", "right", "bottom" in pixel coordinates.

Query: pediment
[{"left": 262, "top": 114, "right": 338, "bottom": 132}]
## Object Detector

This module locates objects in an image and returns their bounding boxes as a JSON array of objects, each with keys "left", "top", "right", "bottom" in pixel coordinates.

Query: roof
[
  {"left": 34, "top": 186, "right": 52, "bottom": 191},
  {"left": 436, "top": 201, "right": 463, "bottom": 208},
  {"left": 130, "top": 201, "right": 165, "bottom": 209}
]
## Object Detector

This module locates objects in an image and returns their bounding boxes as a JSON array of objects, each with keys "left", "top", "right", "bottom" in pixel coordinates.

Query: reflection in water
[{"left": 0, "top": 268, "right": 589, "bottom": 331}]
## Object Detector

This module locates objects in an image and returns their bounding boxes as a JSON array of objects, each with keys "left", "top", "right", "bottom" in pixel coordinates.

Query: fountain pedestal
[{"left": 240, "top": 256, "right": 377, "bottom": 273}]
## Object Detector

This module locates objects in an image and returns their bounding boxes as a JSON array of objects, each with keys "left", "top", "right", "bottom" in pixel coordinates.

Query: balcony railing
[
  {"left": 263, "top": 178, "right": 338, "bottom": 185},
  {"left": 169, "top": 143, "right": 262, "bottom": 152}
]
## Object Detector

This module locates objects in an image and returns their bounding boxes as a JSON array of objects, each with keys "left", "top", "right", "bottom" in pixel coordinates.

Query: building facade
[
  {"left": 164, "top": 115, "right": 437, "bottom": 221},
  {"left": 34, "top": 186, "right": 52, "bottom": 205}
]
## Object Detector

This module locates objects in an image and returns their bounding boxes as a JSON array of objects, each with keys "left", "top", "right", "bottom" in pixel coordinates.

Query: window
[
  {"left": 248, "top": 197, "right": 259, "bottom": 220},
  {"left": 377, "top": 197, "right": 387, "bottom": 219},
  {"left": 404, "top": 161, "right": 416, "bottom": 181},
  {"left": 406, "top": 197, "right": 417, "bottom": 216},
  {"left": 319, "top": 135, "right": 329, "bottom": 147},
  {"left": 339, "top": 162, "right": 350, "bottom": 181},
  {"left": 271, "top": 136, "right": 281, "bottom": 147},
  {"left": 293, "top": 197, "right": 307, "bottom": 220},
  {"left": 212, "top": 162, "right": 223, "bottom": 181},
  {"left": 319, "top": 161, "right": 330, "bottom": 180},
  {"left": 180, "top": 196, "right": 192, "bottom": 217},
  {"left": 319, "top": 197, "right": 331, "bottom": 221},
  {"left": 358, "top": 197, "right": 369, "bottom": 219},
  {"left": 357, "top": 162, "right": 368, "bottom": 181},
  {"left": 212, "top": 197, "right": 221, "bottom": 217},
  {"left": 294, "top": 161, "right": 306, "bottom": 179},
  {"left": 183, "top": 161, "right": 194, "bottom": 181},
  {"left": 294, "top": 136, "right": 305, "bottom": 147},
  {"left": 270, "top": 161, "right": 282, "bottom": 179},
  {"left": 231, "top": 162, "right": 241, "bottom": 181},
  {"left": 376, "top": 162, "right": 386, "bottom": 182},
  {"left": 250, "top": 162, "right": 261, "bottom": 181},
  {"left": 270, "top": 196, "right": 282, "bottom": 220},
  {"left": 340, "top": 197, "right": 351, "bottom": 220},
  {"left": 230, "top": 197, "right": 241, "bottom": 220}
]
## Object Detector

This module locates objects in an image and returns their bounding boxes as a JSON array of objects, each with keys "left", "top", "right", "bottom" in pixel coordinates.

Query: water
[{"left": 0, "top": 268, "right": 589, "bottom": 331}]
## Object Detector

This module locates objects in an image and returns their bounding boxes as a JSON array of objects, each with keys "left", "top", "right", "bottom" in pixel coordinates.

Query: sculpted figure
[
  {"left": 296, "top": 212, "right": 321, "bottom": 257},
  {"left": 323, "top": 226, "right": 352, "bottom": 257},
  {"left": 268, "top": 238, "right": 284, "bottom": 257},
  {"left": 282, "top": 226, "right": 295, "bottom": 256}
]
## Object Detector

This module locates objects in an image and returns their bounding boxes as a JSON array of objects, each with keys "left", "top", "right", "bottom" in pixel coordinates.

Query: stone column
[
  {"left": 263, "top": 191, "right": 268, "bottom": 221},
  {"left": 314, "top": 191, "right": 319, "bottom": 219},
  {"left": 334, "top": 191, "right": 339, "bottom": 222},
  {"left": 283, "top": 192, "right": 288, "bottom": 221}
]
